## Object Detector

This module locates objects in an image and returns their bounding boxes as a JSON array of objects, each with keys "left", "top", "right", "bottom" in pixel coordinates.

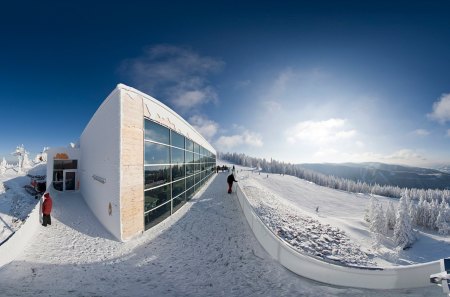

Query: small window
[
  {"left": 172, "top": 179, "right": 186, "bottom": 198},
  {"left": 171, "top": 147, "right": 185, "bottom": 164},
  {"left": 172, "top": 164, "right": 185, "bottom": 181},
  {"left": 186, "top": 139, "right": 194, "bottom": 152},
  {"left": 144, "top": 185, "right": 170, "bottom": 211},
  {"left": 144, "top": 165, "right": 170, "bottom": 189},
  {"left": 145, "top": 142, "right": 170, "bottom": 164},
  {"left": 171, "top": 131, "right": 185, "bottom": 149},
  {"left": 145, "top": 120, "right": 170, "bottom": 144}
]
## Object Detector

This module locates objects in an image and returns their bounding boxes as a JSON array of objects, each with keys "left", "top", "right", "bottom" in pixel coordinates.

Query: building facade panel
[{"left": 120, "top": 90, "right": 144, "bottom": 240}]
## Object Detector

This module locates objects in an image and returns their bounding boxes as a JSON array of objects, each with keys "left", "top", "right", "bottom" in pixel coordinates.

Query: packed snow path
[{"left": 0, "top": 173, "right": 439, "bottom": 296}]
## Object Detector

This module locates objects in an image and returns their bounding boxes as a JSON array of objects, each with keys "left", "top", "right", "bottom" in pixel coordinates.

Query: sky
[{"left": 1, "top": 0, "right": 450, "bottom": 167}]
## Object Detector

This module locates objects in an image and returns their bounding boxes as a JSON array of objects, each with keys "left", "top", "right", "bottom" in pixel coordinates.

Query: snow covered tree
[
  {"left": 22, "top": 151, "right": 32, "bottom": 169},
  {"left": 365, "top": 196, "right": 377, "bottom": 222},
  {"left": 436, "top": 209, "right": 450, "bottom": 235},
  {"left": 408, "top": 197, "right": 417, "bottom": 226},
  {"left": 370, "top": 202, "right": 386, "bottom": 235},
  {"left": 427, "top": 199, "right": 439, "bottom": 229},
  {"left": 0, "top": 157, "right": 6, "bottom": 175},
  {"left": 394, "top": 193, "right": 416, "bottom": 249},
  {"left": 385, "top": 201, "right": 396, "bottom": 230}
]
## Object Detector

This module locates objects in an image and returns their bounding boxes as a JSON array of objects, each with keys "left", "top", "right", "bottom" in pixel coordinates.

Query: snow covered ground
[
  {"left": 235, "top": 166, "right": 450, "bottom": 267},
  {"left": 0, "top": 172, "right": 441, "bottom": 296},
  {"left": 0, "top": 165, "right": 45, "bottom": 245},
  {"left": 0, "top": 168, "right": 442, "bottom": 296}
]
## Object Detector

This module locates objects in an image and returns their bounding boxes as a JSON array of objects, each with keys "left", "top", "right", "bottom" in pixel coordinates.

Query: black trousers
[{"left": 43, "top": 214, "right": 51, "bottom": 226}]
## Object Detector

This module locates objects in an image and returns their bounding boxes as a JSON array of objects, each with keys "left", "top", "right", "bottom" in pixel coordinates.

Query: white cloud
[
  {"left": 188, "top": 115, "right": 219, "bottom": 140},
  {"left": 119, "top": 45, "right": 224, "bottom": 112},
  {"left": 262, "top": 100, "right": 282, "bottom": 112},
  {"left": 285, "top": 118, "right": 356, "bottom": 144},
  {"left": 234, "top": 80, "right": 251, "bottom": 89},
  {"left": 412, "top": 129, "right": 430, "bottom": 136},
  {"left": 384, "top": 149, "right": 427, "bottom": 162},
  {"left": 215, "top": 130, "right": 263, "bottom": 150},
  {"left": 355, "top": 141, "right": 365, "bottom": 148},
  {"left": 427, "top": 93, "right": 450, "bottom": 124}
]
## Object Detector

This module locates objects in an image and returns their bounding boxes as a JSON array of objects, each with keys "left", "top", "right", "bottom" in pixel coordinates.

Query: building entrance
[
  {"left": 53, "top": 159, "right": 78, "bottom": 191},
  {"left": 64, "top": 170, "right": 76, "bottom": 191}
]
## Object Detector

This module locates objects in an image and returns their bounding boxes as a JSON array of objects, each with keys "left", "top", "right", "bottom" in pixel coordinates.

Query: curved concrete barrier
[
  {"left": 0, "top": 199, "right": 41, "bottom": 269},
  {"left": 235, "top": 184, "right": 439, "bottom": 289}
]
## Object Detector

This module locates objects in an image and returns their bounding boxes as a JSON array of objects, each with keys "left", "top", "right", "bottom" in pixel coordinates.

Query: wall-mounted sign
[
  {"left": 92, "top": 174, "right": 106, "bottom": 184},
  {"left": 55, "top": 153, "right": 69, "bottom": 160}
]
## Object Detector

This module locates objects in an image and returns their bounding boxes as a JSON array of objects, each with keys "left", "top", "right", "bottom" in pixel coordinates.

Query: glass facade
[{"left": 144, "top": 119, "right": 216, "bottom": 230}]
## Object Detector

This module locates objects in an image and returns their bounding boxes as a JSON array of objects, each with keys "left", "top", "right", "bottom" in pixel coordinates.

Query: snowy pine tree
[
  {"left": 394, "top": 193, "right": 416, "bottom": 249},
  {"left": 385, "top": 201, "right": 396, "bottom": 230},
  {"left": 0, "top": 157, "right": 6, "bottom": 175},
  {"left": 436, "top": 209, "right": 450, "bottom": 235},
  {"left": 365, "top": 196, "right": 376, "bottom": 222},
  {"left": 408, "top": 197, "right": 417, "bottom": 226},
  {"left": 428, "top": 199, "right": 439, "bottom": 229},
  {"left": 370, "top": 202, "right": 386, "bottom": 235}
]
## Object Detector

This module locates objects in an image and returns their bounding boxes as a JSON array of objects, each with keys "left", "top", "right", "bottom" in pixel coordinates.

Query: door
[{"left": 64, "top": 170, "right": 77, "bottom": 191}]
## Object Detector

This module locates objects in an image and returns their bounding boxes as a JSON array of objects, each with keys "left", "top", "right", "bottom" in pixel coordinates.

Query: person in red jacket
[{"left": 42, "top": 192, "right": 53, "bottom": 227}]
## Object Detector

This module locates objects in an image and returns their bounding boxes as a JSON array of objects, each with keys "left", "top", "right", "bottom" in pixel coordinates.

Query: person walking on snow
[
  {"left": 42, "top": 192, "right": 53, "bottom": 226},
  {"left": 227, "top": 173, "right": 238, "bottom": 194}
]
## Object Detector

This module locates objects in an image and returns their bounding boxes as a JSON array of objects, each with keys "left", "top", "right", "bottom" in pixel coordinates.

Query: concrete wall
[
  {"left": 235, "top": 184, "right": 439, "bottom": 289},
  {"left": 79, "top": 88, "right": 122, "bottom": 241}
]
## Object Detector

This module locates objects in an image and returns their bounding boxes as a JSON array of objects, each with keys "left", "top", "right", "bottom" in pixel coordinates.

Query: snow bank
[
  {"left": 0, "top": 197, "right": 40, "bottom": 268},
  {"left": 235, "top": 183, "right": 439, "bottom": 289}
]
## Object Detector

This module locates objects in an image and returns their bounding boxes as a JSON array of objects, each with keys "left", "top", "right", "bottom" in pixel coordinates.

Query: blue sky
[{"left": 1, "top": 1, "right": 450, "bottom": 167}]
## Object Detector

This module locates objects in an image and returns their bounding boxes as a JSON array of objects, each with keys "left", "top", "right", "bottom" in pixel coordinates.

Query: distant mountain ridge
[
  {"left": 438, "top": 165, "right": 450, "bottom": 174},
  {"left": 298, "top": 162, "right": 450, "bottom": 190}
]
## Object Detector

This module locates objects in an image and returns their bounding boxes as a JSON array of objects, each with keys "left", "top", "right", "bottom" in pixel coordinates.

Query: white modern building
[{"left": 46, "top": 84, "right": 216, "bottom": 241}]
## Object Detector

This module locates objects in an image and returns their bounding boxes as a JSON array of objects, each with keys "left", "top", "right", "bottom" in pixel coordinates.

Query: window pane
[
  {"left": 186, "top": 138, "right": 194, "bottom": 152},
  {"left": 186, "top": 176, "right": 194, "bottom": 189},
  {"left": 145, "top": 142, "right": 170, "bottom": 164},
  {"left": 194, "top": 143, "right": 199, "bottom": 154},
  {"left": 171, "top": 147, "right": 184, "bottom": 164},
  {"left": 186, "top": 187, "right": 195, "bottom": 201},
  {"left": 145, "top": 201, "right": 171, "bottom": 230},
  {"left": 145, "top": 185, "right": 170, "bottom": 211},
  {"left": 145, "top": 120, "right": 170, "bottom": 144},
  {"left": 54, "top": 160, "right": 64, "bottom": 170},
  {"left": 172, "top": 179, "right": 185, "bottom": 198},
  {"left": 171, "top": 131, "right": 185, "bottom": 149},
  {"left": 173, "top": 195, "right": 186, "bottom": 213},
  {"left": 185, "top": 151, "right": 194, "bottom": 164},
  {"left": 172, "top": 164, "right": 185, "bottom": 181},
  {"left": 194, "top": 153, "right": 200, "bottom": 162},
  {"left": 186, "top": 163, "right": 194, "bottom": 176},
  {"left": 145, "top": 165, "right": 170, "bottom": 189}
]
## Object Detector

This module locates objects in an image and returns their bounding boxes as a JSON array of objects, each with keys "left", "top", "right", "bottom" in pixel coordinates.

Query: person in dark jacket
[
  {"left": 42, "top": 192, "right": 53, "bottom": 226},
  {"left": 227, "top": 173, "right": 238, "bottom": 194}
]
